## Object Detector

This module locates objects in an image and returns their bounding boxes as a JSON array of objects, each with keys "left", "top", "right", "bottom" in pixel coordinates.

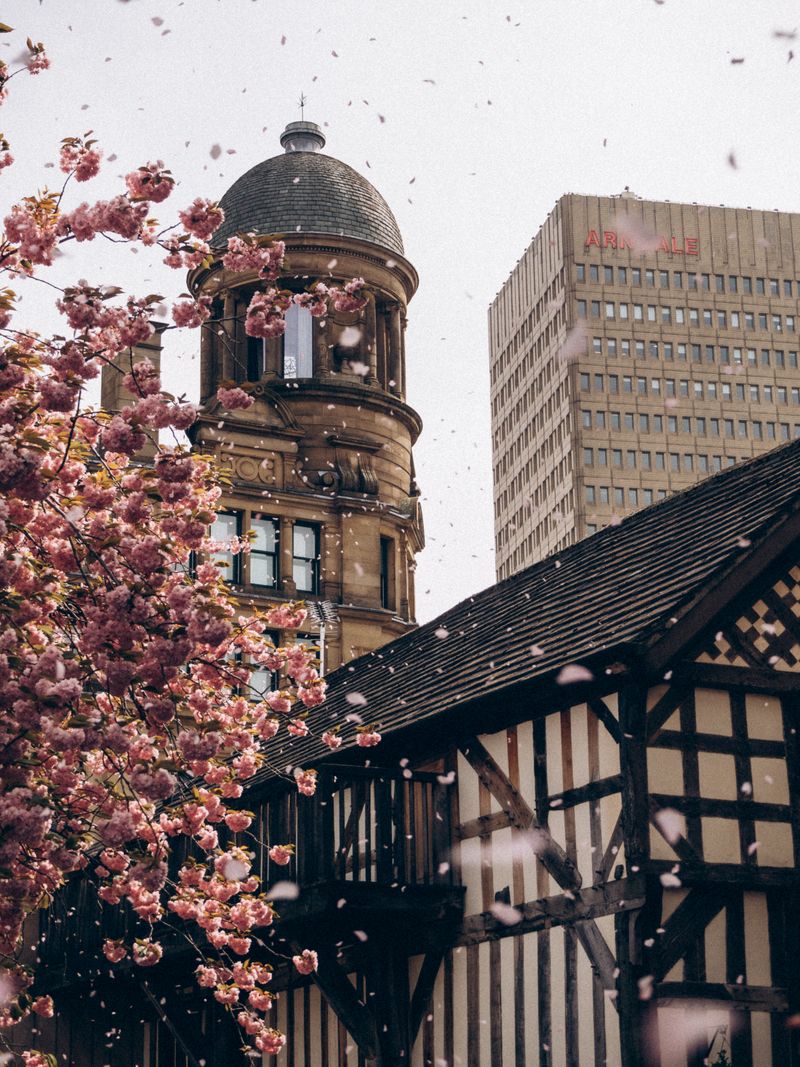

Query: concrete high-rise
[{"left": 490, "top": 192, "right": 800, "bottom": 580}]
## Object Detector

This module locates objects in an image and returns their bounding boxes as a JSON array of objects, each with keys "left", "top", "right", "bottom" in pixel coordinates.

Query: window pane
[
  {"left": 251, "top": 555, "right": 276, "bottom": 587},
  {"left": 252, "top": 517, "right": 276, "bottom": 553},
  {"left": 293, "top": 559, "right": 313, "bottom": 591},
  {"left": 284, "top": 304, "right": 314, "bottom": 378},
  {"left": 293, "top": 524, "right": 317, "bottom": 558}
]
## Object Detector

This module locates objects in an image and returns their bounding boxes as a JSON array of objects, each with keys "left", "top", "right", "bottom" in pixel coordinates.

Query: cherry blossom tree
[{"left": 0, "top": 28, "right": 368, "bottom": 1064}]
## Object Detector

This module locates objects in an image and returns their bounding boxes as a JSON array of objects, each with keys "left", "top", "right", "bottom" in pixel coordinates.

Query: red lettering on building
[{"left": 584, "top": 229, "right": 700, "bottom": 255}]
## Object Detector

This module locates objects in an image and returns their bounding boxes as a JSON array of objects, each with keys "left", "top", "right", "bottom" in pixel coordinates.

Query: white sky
[{"left": 4, "top": 0, "right": 800, "bottom": 621}]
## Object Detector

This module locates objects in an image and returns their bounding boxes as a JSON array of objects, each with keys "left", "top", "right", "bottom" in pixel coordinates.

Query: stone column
[
  {"left": 399, "top": 528, "right": 410, "bottom": 620},
  {"left": 315, "top": 319, "right": 331, "bottom": 377},
  {"left": 221, "top": 291, "right": 235, "bottom": 382},
  {"left": 365, "top": 294, "right": 378, "bottom": 383},
  {"left": 388, "top": 304, "right": 402, "bottom": 397},
  {"left": 280, "top": 517, "right": 297, "bottom": 596},
  {"left": 233, "top": 295, "right": 247, "bottom": 383},
  {"left": 199, "top": 319, "right": 214, "bottom": 402}
]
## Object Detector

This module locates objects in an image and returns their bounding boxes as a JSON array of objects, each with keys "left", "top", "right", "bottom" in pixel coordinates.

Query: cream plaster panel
[
  {"left": 604, "top": 980, "right": 622, "bottom": 1067},
  {"left": 599, "top": 793, "right": 624, "bottom": 875},
  {"left": 698, "top": 752, "right": 738, "bottom": 800},
  {"left": 478, "top": 729, "right": 511, "bottom": 815},
  {"left": 661, "top": 887, "right": 688, "bottom": 924},
  {"left": 647, "top": 684, "right": 669, "bottom": 711},
  {"left": 745, "top": 693, "right": 784, "bottom": 740},
  {"left": 432, "top": 961, "right": 446, "bottom": 1065},
  {"left": 647, "top": 747, "right": 683, "bottom": 795},
  {"left": 549, "top": 927, "right": 567, "bottom": 1067},
  {"left": 488, "top": 826, "right": 516, "bottom": 902},
  {"left": 524, "top": 932, "right": 541, "bottom": 1065},
  {"left": 750, "top": 756, "right": 790, "bottom": 804},
  {"left": 451, "top": 946, "right": 468, "bottom": 1067},
  {"left": 701, "top": 817, "right": 741, "bottom": 863},
  {"left": 753, "top": 820, "right": 794, "bottom": 866},
  {"left": 459, "top": 837, "right": 483, "bottom": 916},
  {"left": 744, "top": 892, "right": 771, "bottom": 985},
  {"left": 596, "top": 708, "right": 621, "bottom": 780},
  {"left": 704, "top": 908, "right": 727, "bottom": 983},
  {"left": 650, "top": 824, "right": 681, "bottom": 862},
  {"left": 516, "top": 720, "right": 537, "bottom": 810},
  {"left": 694, "top": 688, "right": 732, "bottom": 735},
  {"left": 573, "top": 800, "right": 594, "bottom": 886},
  {"left": 569, "top": 703, "right": 591, "bottom": 787},
  {"left": 457, "top": 750, "right": 480, "bottom": 824},
  {"left": 501, "top": 936, "right": 517, "bottom": 1065},
  {"left": 750, "top": 1012, "right": 773, "bottom": 1066},
  {"left": 478, "top": 941, "right": 491, "bottom": 1065},
  {"left": 577, "top": 938, "right": 596, "bottom": 1067},
  {"left": 546, "top": 712, "right": 564, "bottom": 795}
]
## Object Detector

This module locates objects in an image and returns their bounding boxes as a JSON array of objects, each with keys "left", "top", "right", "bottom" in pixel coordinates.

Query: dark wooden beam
[
  {"left": 408, "top": 947, "right": 446, "bottom": 1046},
  {"left": 651, "top": 730, "right": 785, "bottom": 758},
  {"left": 311, "top": 948, "right": 377, "bottom": 1061},
  {"left": 652, "top": 889, "right": 728, "bottom": 982},
  {"left": 654, "top": 980, "right": 788, "bottom": 1011},
  {"left": 459, "top": 737, "right": 581, "bottom": 888},
  {"left": 670, "top": 660, "right": 800, "bottom": 692},
  {"left": 645, "top": 684, "right": 690, "bottom": 742},
  {"left": 651, "top": 791, "right": 791, "bottom": 823},
  {"left": 620, "top": 684, "right": 650, "bottom": 870},
  {"left": 546, "top": 774, "right": 623, "bottom": 812},
  {"left": 646, "top": 858, "right": 800, "bottom": 887},
  {"left": 588, "top": 697, "right": 624, "bottom": 743},
  {"left": 458, "top": 877, "right": 645, "bottom": 949},
  {"left": 457, "top": 809, "right": 514, "bottom": 841}
]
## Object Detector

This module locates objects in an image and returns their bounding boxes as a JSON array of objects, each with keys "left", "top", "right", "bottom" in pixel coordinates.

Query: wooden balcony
[
  {"left": 36, "top": 764, "right": 462, "bottom": 986},
  {"left": 275, "top": 764, "right": 464, "bottom": 947}
]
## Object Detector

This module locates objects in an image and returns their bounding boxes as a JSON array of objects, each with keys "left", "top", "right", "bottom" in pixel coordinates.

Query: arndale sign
[{"left": 584, "top": 229, "right": 699, "bottom": 255}]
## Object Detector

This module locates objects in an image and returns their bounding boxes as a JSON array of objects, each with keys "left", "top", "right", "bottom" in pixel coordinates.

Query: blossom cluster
[{"left": 0, "top": 39, "right": 380, "bottom": 1059}]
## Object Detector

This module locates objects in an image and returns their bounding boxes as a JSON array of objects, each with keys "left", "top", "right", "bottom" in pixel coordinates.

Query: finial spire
[
  {"left": 280, "top": 116, "right": 326, "bottom": 154},
  {"left": 298, "top": 92, "right": 307, "bottom": 120}
]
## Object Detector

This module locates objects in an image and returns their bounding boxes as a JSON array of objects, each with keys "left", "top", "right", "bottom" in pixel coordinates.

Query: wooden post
[{"left": 619, "top": 683, "right": 650, "bottom": 873}]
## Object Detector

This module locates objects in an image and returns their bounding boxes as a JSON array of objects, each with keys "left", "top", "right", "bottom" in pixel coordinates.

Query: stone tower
[{"left": 186, "top": 120, "right": 424, "bottom": 668}]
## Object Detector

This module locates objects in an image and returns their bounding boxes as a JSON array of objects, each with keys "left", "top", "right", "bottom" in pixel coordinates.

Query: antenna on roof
[{"left": 298, "top": 92, "right": 307, "bottom": 120}]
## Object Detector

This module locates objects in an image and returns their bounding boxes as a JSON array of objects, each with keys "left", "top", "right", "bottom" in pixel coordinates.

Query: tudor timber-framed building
[
  {"left": 26, "top": 438, "right": 800, "bottom": 1066},
  {"left": 490, "top": 192, "right": 800, "bottom": 580}
]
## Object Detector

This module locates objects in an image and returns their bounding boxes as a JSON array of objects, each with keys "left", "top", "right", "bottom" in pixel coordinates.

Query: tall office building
[{"left": 490, "top": 192, "right": 800, "bottom": 579}]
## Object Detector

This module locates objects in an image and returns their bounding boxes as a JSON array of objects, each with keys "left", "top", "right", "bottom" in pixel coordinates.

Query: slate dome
[{"left": 212, "top": 121, "right": 404, "bottom": 256}]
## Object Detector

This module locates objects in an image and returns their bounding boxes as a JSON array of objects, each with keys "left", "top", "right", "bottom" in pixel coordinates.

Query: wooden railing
[{"left": 294, "top": 765, "right": 455, "bottom": 887}]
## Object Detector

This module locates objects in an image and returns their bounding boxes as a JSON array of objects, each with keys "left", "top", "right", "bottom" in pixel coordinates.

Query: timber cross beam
[{"left": 459, "top": 737, "right": 621, "bottom": 994}]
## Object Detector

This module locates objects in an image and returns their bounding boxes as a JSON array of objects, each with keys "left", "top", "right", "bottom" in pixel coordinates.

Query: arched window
[{"left": 283, "top": 304, "right": 313, "bottom": 378}]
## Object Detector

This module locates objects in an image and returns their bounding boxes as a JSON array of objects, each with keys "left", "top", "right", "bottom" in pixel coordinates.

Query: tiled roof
[
  {"left": 212, "top": 151, "right": 404, "bottom": 256},
  {"left": 251, "top": 439, "right": 800, "bottom": 786}
]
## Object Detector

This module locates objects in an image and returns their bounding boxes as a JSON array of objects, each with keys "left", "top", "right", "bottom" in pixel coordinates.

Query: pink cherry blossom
[
  {"left": 178, "top": 197, "right": 224, "bottom": 240},
  {"left": 125, "top": 161, "right": 174, "bottom": 203},
  {"left": 294, "top": 769, "right": 318, "bottom": 797},
  {"left": 292, "top": 949, "right": 318, "bottom": 976},
  {"left": 217, "top": 386, "right": 254, "bottom": 410},
  {"left": 268, "top": 844, "right": 293, "bottom": 866}
]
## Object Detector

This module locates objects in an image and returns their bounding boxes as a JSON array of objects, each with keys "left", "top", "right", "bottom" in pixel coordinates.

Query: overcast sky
[{"left": 4, "top": 0, "right": 800, "bottom": 621}]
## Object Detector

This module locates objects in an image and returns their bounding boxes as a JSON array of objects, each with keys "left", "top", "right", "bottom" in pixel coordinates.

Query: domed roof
[{"left": 212, "top": 122, "right": 404, "bottom": 256}]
